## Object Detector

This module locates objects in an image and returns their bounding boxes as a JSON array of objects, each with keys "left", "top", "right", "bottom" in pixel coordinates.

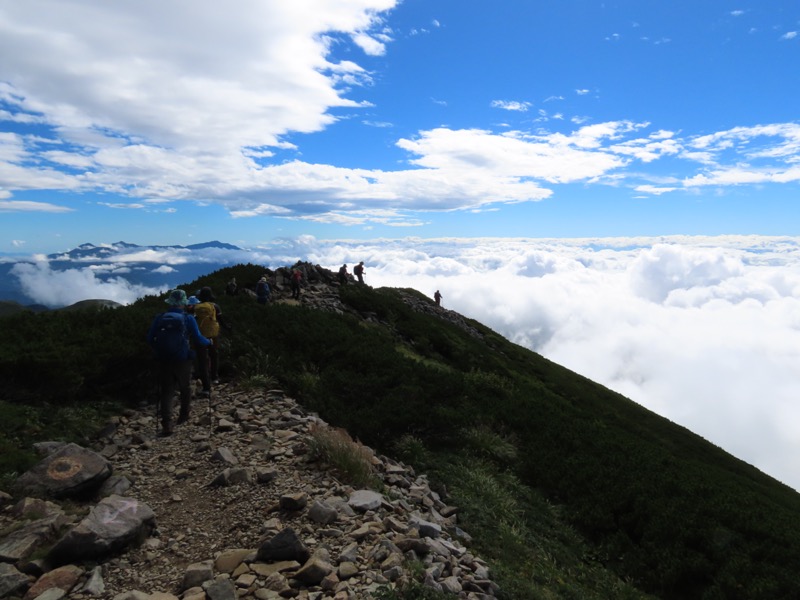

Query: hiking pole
[
  {"left": 154, "top": 369, "right": 161, "bottom": 436},
  {"left": 207, "top": 342, "right": 214, "bottom": 434}
]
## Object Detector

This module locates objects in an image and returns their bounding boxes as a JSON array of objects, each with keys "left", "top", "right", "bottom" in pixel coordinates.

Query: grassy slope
[{"left": 2, "top": 263, "right": 799, "bottom": 599}]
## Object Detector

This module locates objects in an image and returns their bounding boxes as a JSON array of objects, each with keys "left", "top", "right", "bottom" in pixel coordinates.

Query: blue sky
[{"left": 1, "top": 1, "right": 800, "bottom": 253}]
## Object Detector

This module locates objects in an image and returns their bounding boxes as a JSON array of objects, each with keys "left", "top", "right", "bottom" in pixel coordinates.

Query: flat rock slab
[
  {"left": 0, "top": 562, "right": 30, "bottom": 598},
  {"left": 14, "top": 443, "right": 112, "bottom": 499},
  {"left": 0, "top": 512, "right": 64, "bottom": 562},
  {"left": 348, "top": 489, "right": 382, "bottom": 512},
  {"left": 47, "top": 495, "right": 155, "bottom": 566}
]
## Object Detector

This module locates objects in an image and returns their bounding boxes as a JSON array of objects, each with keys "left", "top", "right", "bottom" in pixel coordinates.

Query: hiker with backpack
[
  {"left": 338, "top": 264, "right": 349, "bottom": 285},
  {"left": 434, "top": 290, "right": 443, "bottom": 306},
  {"left": 256, "top": 276, "right": 270, "bottom": 304},
  {"left": 354, "top": 261, "right": 365, "bottom": 284},
  {"left": 290, "top": 269, "right": 302, "bottom": 300},
  {"left": 193, "top": 286, "right": 231, "bottom": 397},
  {"left": 146, "top": 289, "right": 212, "bottom": 436}
]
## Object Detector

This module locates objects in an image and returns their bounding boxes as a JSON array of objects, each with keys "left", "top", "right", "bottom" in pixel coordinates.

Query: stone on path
[
  {"left": 256, "top": 528, "right": 310, "bottom": 563},
  {"left": 14, "top": 443, "right": 112, "bottom": 499},
  {"left": 47, "top": 495, "right": 155, "bottom": 566}
]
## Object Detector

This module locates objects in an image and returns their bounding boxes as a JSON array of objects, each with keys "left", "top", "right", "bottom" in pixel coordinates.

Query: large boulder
[
  {"left": 46, "top": 495, "right": 155, "bottom": 566},
  {"left": 256, "top": 528, "right": 310, "bottom": 563},
  {"left": 13, "top": 444, "right": 112, "bottom": 499}
]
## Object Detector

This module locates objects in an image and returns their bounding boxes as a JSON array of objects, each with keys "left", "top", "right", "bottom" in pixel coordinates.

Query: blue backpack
[{"left": 152, "top": 312, "right": 188, "bottom": 360}]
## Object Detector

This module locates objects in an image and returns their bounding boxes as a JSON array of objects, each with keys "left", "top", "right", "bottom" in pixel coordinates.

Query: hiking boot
[
  {"left": 198, "top": 390, "right": 210, "bottom": 399},
  {"left": 176, "top": 413, "right": 189, "bottom": 425},
  {"left": 159, "top": 424, "right": 174, "bottom": 437}
]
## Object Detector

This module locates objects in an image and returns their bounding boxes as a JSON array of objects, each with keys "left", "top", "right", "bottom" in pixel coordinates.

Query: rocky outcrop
[
  {"left": 0, "top": 385, "right": 499, "bottom": 599},
  {"left": 13, "top": 444, "right": 112, "bottom": 500},
  {"left": 272, "top": 262, "right": 484, "bottom": 341}
]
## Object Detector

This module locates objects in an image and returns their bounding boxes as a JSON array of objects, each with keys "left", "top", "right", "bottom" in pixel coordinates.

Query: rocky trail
[{"left": 1, "top": 382, "right": 500, "bottom": 600}]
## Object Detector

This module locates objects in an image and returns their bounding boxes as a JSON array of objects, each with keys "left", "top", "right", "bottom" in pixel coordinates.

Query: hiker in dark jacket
[
  {"left": 225, "top": 277, "right": 238, "bottom": 296},
  {"left": 146, "top": 289, "right": 211, "bottom": 436},
  {"left": 354, "top": 261, "right": 365, "bottom": 284},
  {"left": 256, "top": 276, "right": 270, "bottom": 304}
]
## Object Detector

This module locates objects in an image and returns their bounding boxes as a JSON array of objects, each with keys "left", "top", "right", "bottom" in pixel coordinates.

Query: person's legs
[
  {"left": 176, "top": 359, "right": 193, "bottom": 423},
  {"left": 208, "top": 341, "right": 219, "bottom": 383},
  {"left": 158, "top": 363, "right": 177, "bottom": 434},
  {"left": 195, "top": 344, "right": 211, "bottom": 395}
]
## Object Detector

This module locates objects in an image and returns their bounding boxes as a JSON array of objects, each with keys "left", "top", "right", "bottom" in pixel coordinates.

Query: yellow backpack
[{"left": 194, "top": 302, "right": 220, "bottom": 338}]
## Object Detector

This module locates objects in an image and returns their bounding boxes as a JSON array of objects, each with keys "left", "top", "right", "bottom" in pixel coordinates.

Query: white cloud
[
  {"left": 98, "top": 202, "right": 147, "bottom": 210},
  {"left": 635, "top": 184, "right": 677, "bottom": 195},
  {"left": 490, "top": 100, "right": 532, "bottom": 112},
  {"left": 351, "top": 31, "right": 389, "bottom": 56},
  {"left": 0, "top": 200, "right": 74, "bottom": 213},
  {"left": 0, "top": 1, "right": 396, "bottom": 152},
  {"left": 10, "top": 261, "right": 162, "bottom": 305},
  {"left": 781, "top": 31, "right": 798, "bottom": 40},
  {"left": 293, "top": 235, "right": 800, "bottom": 491}
]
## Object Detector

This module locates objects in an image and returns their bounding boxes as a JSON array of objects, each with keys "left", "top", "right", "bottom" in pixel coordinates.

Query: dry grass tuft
[{"left": 307, "top": 424, "right": 380, "bottom": 489}]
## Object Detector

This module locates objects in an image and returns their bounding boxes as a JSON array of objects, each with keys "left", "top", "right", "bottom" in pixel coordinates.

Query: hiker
[
  {"left": 225, "top": 277, "right": 238, "bottom": 296},
  {"left": 354, "top": 261, "right": 365, "bottom": 284},
  {"left": 193, "top": 286, "right": 231, "bottom": 395},
  {"left": 146, "top": 289, "right": 212, "bottom": 436},
  {"left": 338, "top": 264, "right": 349, "bottom": 285},
  {"left": 256, "top": 276, "right": 270, "bottom": 304},
  {"left": 434, "top": 290, "right": 443, "bottom": 306},
  {"left": 290, "top": 269, "right": 302, "bottom": 300}
]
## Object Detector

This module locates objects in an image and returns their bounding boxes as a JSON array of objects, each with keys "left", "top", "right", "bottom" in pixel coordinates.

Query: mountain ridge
[
  {"left": 46, "top": 240, "right": 242, "bottom": 261},
  {"left": 0, "top": 241, "right": 246, "bottom": 307},
  {"left": 2, "top": 261, "right": 800, "bottom": 598}
]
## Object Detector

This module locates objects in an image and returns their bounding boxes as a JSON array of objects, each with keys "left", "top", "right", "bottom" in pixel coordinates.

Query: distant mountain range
[
  {"left": 0, "top": 241, "right": 246, "bottom": 307},
  {"left": 46, "top": 240, "right": 242, "bottom": 260}
]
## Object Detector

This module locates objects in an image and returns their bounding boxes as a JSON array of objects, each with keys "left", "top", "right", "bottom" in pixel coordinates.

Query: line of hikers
[
  {"left": 338, "top": 261, "right": 366, "bottom": 285},
  {"left": 146, "top": 286, "right": 231, "bottom": 436},
  {"left": 225, "top": 270, "right": 303, "bottom": 304},
  {"left": 147, "top": 262, "right": 442, "bottom": 436},
  {"left": 145, "top": 269, "right": 309, "bottom": 436}
]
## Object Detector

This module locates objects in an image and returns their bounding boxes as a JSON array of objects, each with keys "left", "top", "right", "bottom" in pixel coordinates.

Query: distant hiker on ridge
[
  {"left": 434, "top": 290, "right": 443, "bottom": 307},
  {"left": 338, "top": 264, "right": 349, "bottom": 285},
  {"left": 146, "top": 289, "right": 212, "bottom": 436},
  {"left": 354, "top": 261, "right": 366, "bottom": 284},
  {"left": 290, "top": 268, "right": 303, "bottom": 300},
  {"left": 256, "top": 276, "right": 270, "bottom": 304},
  {"left": 225, "top": 277, "right": 238, "bottom": 296}
]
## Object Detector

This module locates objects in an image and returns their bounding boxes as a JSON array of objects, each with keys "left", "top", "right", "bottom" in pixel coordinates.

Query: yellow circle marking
[{"left": 47, "top": 457, "right": 82, "bottom": 481}]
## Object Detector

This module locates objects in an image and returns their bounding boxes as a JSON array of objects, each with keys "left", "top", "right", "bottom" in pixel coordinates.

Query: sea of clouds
[{"left": 7, "top": 235, "right": 800, "bottom": 492}]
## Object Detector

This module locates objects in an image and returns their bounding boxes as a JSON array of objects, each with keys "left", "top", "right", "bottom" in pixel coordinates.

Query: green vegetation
[{"left": 2, "top": 263, "right": 800, "bottom": 599}]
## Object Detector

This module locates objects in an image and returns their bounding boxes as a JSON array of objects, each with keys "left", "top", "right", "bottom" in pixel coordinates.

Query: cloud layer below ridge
[{"left": 8, "top": 234, "right": 800, "bottom": 492}]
